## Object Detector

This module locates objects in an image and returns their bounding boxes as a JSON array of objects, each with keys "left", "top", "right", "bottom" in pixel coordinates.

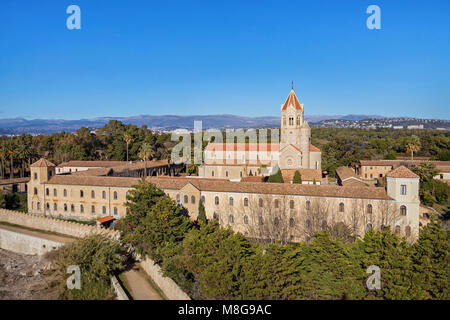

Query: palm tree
[
  {"left": 407, "top": 135, "right": 421, "bottom": 161},
  {"left": 6, "top": 142, "right": 16, "bottom": 179},
  {"left": 138, "top": 143, "right": 155, "bottom": 177},
  {"left": 123, "top": 132, "right": 133, "bottom": 162},
  {"left": 0, "top": 144, "right": 6, "bottom": 179}
]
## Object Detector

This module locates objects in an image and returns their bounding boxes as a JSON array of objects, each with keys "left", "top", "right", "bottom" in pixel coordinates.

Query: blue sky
[{"left": 0, "top": 0, "right": 449, "bottom": 120}]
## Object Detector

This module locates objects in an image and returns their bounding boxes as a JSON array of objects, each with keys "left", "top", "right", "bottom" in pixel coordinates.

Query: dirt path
[{"left": 122, "top": 266, "right": 163, "bottom": 300}]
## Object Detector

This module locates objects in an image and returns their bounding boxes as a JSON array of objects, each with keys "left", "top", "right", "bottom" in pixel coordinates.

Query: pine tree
[
  {"left": 268, "top": 165, "right": 284, "bottom": 183},
  {"left": 197, "top": 200, "right": 207, "bottom": 224},
  {"left": 293, "top": 171, "right": 302, "bottom": 184}
]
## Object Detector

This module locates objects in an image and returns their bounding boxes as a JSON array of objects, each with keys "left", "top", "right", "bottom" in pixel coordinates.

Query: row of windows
[
  {"left": 36, "top": 188, "right": 120, "bottom": 200},
  {"left": 367, "top": 223, "right": 411, "bottom": 237},
  {"left": 35, "top": 202, "right": 119, "bottom": 215},
  {"left": 282, "top": 116, "right": 301, "bottom": 126}
]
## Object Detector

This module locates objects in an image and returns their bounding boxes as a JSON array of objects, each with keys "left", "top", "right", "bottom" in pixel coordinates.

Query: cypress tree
[
  {"left": 293, "top": 171, "right": 302, "bottom": 184},
  {"left": 197, "top": 200, "right": 207, "bottom": 225},
  {"left": 268, "top": 165, "right": 284, "bottom": 183}
]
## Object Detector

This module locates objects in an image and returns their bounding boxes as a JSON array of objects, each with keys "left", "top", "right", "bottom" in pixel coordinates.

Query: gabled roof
[
  {"left": 281, "top": 89, "right": 303, "bottom": 111},
  {"left": 386, "top": 166, "right": 419, "bottom": 179},
  {"left": 30, "top": 158, "right": 55, "bottom": 167}
]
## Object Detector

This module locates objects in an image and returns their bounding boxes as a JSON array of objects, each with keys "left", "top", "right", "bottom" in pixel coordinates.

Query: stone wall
[
  {"left": 138, "top": 255, "right": 191, "bottom": 300},
  {"left": 0, "top": 209, "right": 120, "bottom": 240},
  {"left": 111, "top": 276, "right": 129, "bottom": 300},
  {"left": 0, "top": 227, "right": 64, "bottom": 255}
]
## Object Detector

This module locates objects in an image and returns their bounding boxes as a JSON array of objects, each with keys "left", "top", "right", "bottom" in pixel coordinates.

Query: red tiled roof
[
  {"left": 57, "top": 160, "right": 127, "bottom": 168},
  {"left": 310, "top": 144, "right": 321, "bottom": 152},
  {"left": 386, "top": 166, "right": 419, "bottom": 179},
  {"left": 281, "top": 169, "right": 321, "bottom": 182},
  {"left": 31, "top": 158, "right": 55, "bottom": 167},
  {"left": 281, "top": 89, "right": 303, "bottom": 111},
  {"left": 97, "top": 216, "right": 116, "bottom": 223}
]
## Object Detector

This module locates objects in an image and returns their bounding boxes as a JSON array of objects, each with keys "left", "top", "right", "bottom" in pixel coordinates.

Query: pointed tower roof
[
  {"left": 386, "top": 166, "right": 419, "bottom": 179},
  {"left": 281, "top": 88, "right": 303, "bottom": 111},
  {"left": 30, "top": 158, "right": 56, "bottom": 167}
]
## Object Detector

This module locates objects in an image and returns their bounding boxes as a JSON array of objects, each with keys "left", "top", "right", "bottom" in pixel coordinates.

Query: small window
[
  {"left": 306, "top": 200, "right": 311, "bottom": 211},
  {"left": 226, "top": 171, "right": 229, "bottom": 177},
  {"left": 229, "top": 197, "right": 234, "bottom": 206},
  {"left": 91, "top": 205, "right": 95, "bottom": 214},
  {"left": 289, "top": 200, "right": 294, "bottom": 210},
  {"left": 405, "top": 226, "right": 411, "bottom": 237},
  {"left": 289, "top": 218, "right": 295, "bottom": 227},
  {"left": 63, "top": 189, "right": 67, "bottom": 197},
  {"left": 102, "top": 191, "right": 106, "bottom": 199},
  {"left": 46, "top": 188, "right": 49, "bottom": 196},
  {"left": 91, "top": 190, "right": 95, "bottom": 199},
  {"left": 34, "top": 173, "right": 37, "bottom": 180},
  {"left": 274, "top": 199, "right": 279, "bottom": 209},
  {"left": 274, "top": 216, "right": 279, "bottom": 226},
  {"left": 191, "top": 195, "right": 195, "bottom": 204},
  {"left": 215, "top": 196, "right": 219, "bottom": 205},
  {"left": 34, "top": 188, "right": 38, "bottom": 195},
  {"left": 54, "top": 203, "right": 57, "bottom": 211},
  {"left": 306, "top": 219, "right": 311, "bottom": 228},
  {"left": 184, "top": 195, "right": 188, "bottom": 203},
  {"left": 53, "top": 189, "right": 57, "bottom": 196},
  {"left": 71, "top": 204, "right": 74, "bottom": 212},
  {"left": 64, "top": 204, "right": 67, "bottom": 212},
  {"left": 244, "top": 215, "right": 248, "bottom": 224},
  {"left": 201, "top": 196, "right": 205, "bottom": 204},
  {"left": 114, "top": 207, "right": 118, "bottom": 216},
  {"left": 259, "top": 216, "right": 264, "bottom": 225},
  {"left": 400, "top": 185, "right": 407, "bottom": 195},
  {"left": 367, "top": 204, "right": 373, "bottom": 214},
  {"left": 400, "top": 205, "right": 407, "bottom": 216},
  {"left": 113, "top": 191, "right": 118, "bottom": 200},
  {"left": 176, "top": 194, "right": 181, "bottom": 203},
  {"left": 37, "top": 202, "right": 41, "bottom": 210},
  {"left": 102, "top": 206, "right": 106, "bottom": 214},
  {"left": 395, "top": 226, "right": 401, "bottom": 234},
  {"left": 212, "top": 171, "right": 215, "bottom": 177},
  {"left": 366, "top": 223, "right": 373, "bottom": 230},
  {"left": 339, "top": 202, "right": 345, "bottom": 212},
  {"left": 80, "top": 190, "right": 84, "bottom": 198},
  {"left": 80, "top": 205, "right": 84, "bottom": 213},
  {"left": 46, "top": 202, "right": 50, "bottom": 211},
  {"left": 229, "top": 214, "right": 234, "bottom": 224},
  {"left": 259, "top": 198, "right": 263, "bottom": 208},
  {"left": 213, "top": 212, "right": 219, "bottom": 220},
  {"left": 244, "top": 198, "right": 249, "bottom": 207}
]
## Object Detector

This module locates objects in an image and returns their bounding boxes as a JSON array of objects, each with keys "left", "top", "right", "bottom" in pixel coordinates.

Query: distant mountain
[{"left": 0, "top": 114, "right": 386, "bottom": 134}]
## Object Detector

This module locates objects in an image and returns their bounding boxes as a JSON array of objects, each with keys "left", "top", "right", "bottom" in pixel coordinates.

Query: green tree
[
  {"left": 138, "top": 142, "right": 155, "bottom": 177},
  {"left": 407, "top": 135, "right": 421, "bottom": 161},
  {"left": 197, "top": 200, "right": 207, "bottom": 224},
  {"left": 0, "top": 190, "right": 6, "bottom": 208},
  {"left": 123, "top": 132, "right": 133, "bottom": 162},
  {"left": 293, "top": 171, "right": 302, "bottom": 184},
  {"left": 268, "top": 165, "right": 284, "bottom": 183}
]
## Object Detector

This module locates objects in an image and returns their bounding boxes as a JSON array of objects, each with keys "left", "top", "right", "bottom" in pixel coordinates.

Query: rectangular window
[{"left": 400, "top": 184, "right": 407, "bottom": 195}]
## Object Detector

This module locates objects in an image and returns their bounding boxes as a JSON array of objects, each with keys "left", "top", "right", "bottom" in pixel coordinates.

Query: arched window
[
  {"left": 367, "top": 204, "right": 373, "bottom": 214},
  {"left": 306, "top": 219, "right": 311, "bottom": 229},
  {"left": 289, "top": 200, "right": 295, "bottom": 210},
  {"left": 102, "top": 191, "right": 106, "bottom": 199},
  {"left": 215, "top": 196, "right": 219, "bottom": 205},
  {"left": 53, "top": 189, "right": 57, "bottom": 196},
  {"left": 213, "top": 212, "right": 219, "bottom": 220},
  {"left": 274, "top": 216, "right": 279, "bottom": 226},
  {"left": 34, "top": 173, "right": 38, "bottom": 180},
  {"left": 63, "top": 189, "right": 67, "bottom": 197},
  {"left": 395, "top": 225, "right": 401, "bottom": 234},
  {"left": 321, "top": 220, "right": 328, "bottom": 229},
  {"left": 91, "top": 205, "right": 95, "bottom": 214},
  {"left": 226, "top": 171, "right": 229, "bottom": 177},
  {"left": 229, "top": 214, "right": 234, "bottom": 224},
  {"left": 113, "top": 191, "right": 118, "bottom": 200},
  {"left": 366, "top": 223, "right": 373, "bottom": 230},
  {"left": 244, "top": 198, "right": 249, "bottom": 207},
  {"left": 306, "top": 200, "right": 311, "bottom": 211},
  {"left": 176, "top": 194, "right": 181, "bottom": 203},
  {"left": 274, "top": 199, "right": 279, "bottom": 208},
  {"left": 184, "top": 195, "right": 188, "bottom": 203},
  {"left": 71, "top": 204, "right": 74, "bottom": 212},
  {"left": 64, "top": 204, "right": 67, "bottom": 212},
  {"left": 229, "top": 197, "right": 234, "bottom": 206},
  {"left": 339, "top": 202, "right": 345, "bottom": 212},
  {"left": 91, "top": 190, "right": 95, "bottom": 199},
  {"left": 296, "top": 116, "right": 300, "bottom": 126},
  {"left": 114, "top": 207, "right": 118, "bottom": 216},
  {"left": 282, "top": 116, "right": 286, "bottom": 126},
  {"left": 289, "top": 218, "right": 295, "bottom": 227},
  {"left": 244, "top": 215, "right": 249, "bottom": 224},
  {"left": 400, "top": 205, "right": 407, "bottom": 216},
  {"left": 54, "top": 203, "right": 57, "bottom": 211},
  {"left": 259, "top": 198, "right": 263, "bottom": 208},
  {"left": 80, "top": 205, "right": 84, "bottom": 213},
  {"left": 405, "top": 226, "right": 411, "bottom": 237},
  {"left": 259, "top": 216, "right": 264, "bottom": 225},
  {"left": 34, "top": 188, "right": 38, "bottom": 195},
  {"left": 191, "top": 195, "right": 195, "bottom": 204},
  {"left": 201, "top": 196, "right": 205, "bottom": 204},
  {"left": 46, "top": 202, "right": 50, "bottom": 211},
  {"left": 46, "top": 188, "right": 49, "bottom": 196},
  {"left": 212, "top": 171, "right": 215, "bottom": 177},
  {"left": 102, "top": 206, "right": 106, "bottom": 214},
  {"left": 80, "top": 190, "right": 84, "bottom": 198}
]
